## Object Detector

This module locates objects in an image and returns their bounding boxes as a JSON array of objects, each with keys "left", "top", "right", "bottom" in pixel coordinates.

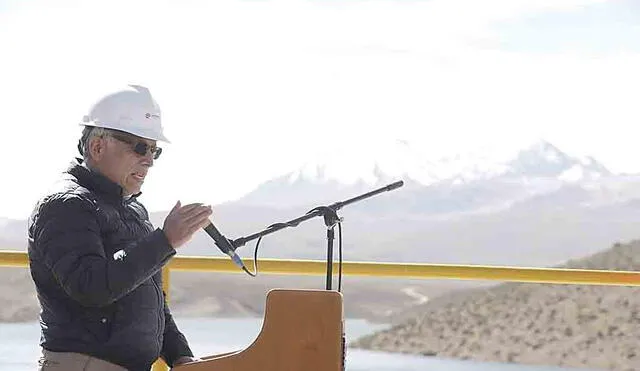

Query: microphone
[{"left": 203, "top": 222, "right": 246, "bottom": 270}]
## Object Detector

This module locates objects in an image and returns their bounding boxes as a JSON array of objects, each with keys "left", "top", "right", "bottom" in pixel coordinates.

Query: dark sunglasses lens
[
  {"left": 133, "top": 143, "right": 148, "bottom": 157},
  {"left": 133, "top": 142, "right": 161, "bottom": 160}
]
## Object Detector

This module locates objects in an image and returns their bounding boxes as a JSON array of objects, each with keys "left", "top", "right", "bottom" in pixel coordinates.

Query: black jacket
[{"left": 27, "top": 160, "right": 193, "bottom": 371}]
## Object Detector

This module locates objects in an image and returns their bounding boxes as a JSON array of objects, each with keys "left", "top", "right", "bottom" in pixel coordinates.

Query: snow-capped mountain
[
  {"left": 3, "top": 138, "right": 640, "bottom": 271},
  {"left": 214, "top": 138, "right": 640, "bottom": 269},
  {"left": 504, "top": 141, "right": 611, "bottom": 180},
  {"left": 236, "top": 138, "right": 615, "bottom": 212}
]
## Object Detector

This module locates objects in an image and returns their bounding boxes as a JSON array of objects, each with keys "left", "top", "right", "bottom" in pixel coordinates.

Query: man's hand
[{"left": 162, "top": 201, "right": 212, "bottom": 249}]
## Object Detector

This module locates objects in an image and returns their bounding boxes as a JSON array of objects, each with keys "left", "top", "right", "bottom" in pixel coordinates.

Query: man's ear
[{"left": 88, "top": 136, "right": 106, "bottom": 161}]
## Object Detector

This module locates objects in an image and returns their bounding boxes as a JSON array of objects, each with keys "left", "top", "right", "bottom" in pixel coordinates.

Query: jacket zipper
[
  {"left": 152, "top": 277, "right": 163, "bottom": 352},
  {"left": 126, "top": 202, "right": 164, "bottom": 354}
]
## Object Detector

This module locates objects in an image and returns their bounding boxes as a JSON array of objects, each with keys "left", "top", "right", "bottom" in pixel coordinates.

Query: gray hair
[{"left": 78, "top": 126, "right": 110, "bottom": 161}]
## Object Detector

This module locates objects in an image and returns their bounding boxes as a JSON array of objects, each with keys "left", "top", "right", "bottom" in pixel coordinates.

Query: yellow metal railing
[
  {"left": 3, "top": 249, "right": 640, "bottom": 370},
  {"left": 4, "top": 251, "right": 640, "bottom": 286}
]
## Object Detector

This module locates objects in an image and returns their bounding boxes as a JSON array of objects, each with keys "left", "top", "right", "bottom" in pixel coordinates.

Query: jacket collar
[{"left": 67, "top": 158, "right": 142, "bottom": 204}]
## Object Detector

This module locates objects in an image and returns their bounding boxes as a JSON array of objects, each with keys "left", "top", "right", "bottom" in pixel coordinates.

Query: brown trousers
[{"left": 38, "top": 349, "right": 129, "bottom": 371}]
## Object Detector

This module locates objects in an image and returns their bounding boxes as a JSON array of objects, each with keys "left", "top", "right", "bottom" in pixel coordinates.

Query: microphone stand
[{"left": 226, "top": 180, "right": 404, "bottom": 290}]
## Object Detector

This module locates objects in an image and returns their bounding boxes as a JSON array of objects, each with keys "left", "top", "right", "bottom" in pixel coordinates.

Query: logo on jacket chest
[{"left": 113, "top": 249, "right": 127, "bottom": 261}]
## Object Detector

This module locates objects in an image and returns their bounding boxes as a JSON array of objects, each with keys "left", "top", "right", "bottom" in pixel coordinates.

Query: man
[{"left": 28, "top": 85, "right": 211, "bottom": 370}]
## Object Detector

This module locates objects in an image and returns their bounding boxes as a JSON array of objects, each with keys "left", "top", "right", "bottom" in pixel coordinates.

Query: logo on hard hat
[{"left": 145, "top": 113, "right": 160, "bottom": 119}]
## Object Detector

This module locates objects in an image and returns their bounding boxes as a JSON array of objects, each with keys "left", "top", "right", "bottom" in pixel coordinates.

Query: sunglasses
[{"left": 108, "top": 131, "right": 163, "bottom": 160}]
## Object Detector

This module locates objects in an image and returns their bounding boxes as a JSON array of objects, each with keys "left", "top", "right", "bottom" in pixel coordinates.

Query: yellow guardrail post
[{"left": 152, "top": 266, "right": 172, "bottom": 371}]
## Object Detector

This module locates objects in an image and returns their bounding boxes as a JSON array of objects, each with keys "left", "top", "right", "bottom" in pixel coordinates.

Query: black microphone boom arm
[
  {"left": 228, "top": 180, "right": 404, "bottom": 250},
  {"left": 207, "top": 180, "right": 404, "bottom": 289}
]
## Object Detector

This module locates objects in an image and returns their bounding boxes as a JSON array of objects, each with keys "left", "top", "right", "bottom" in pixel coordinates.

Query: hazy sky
[{"left": 0, "top": 0, "right": 638, "bottom": 219}]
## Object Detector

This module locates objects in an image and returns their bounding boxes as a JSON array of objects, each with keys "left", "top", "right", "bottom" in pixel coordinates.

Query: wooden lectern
[{"left": 173, "top": 289, "right": 345, "bottom": 371}]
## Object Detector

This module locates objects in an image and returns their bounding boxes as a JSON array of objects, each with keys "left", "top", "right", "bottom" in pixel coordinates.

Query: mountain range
[
  {"left": 3, "top": 138, "right": 640, "bottom": 321},
  {"left": 3, "top": 139, "right": 640, "bottom": 267},
  {"left": 213, "top": 139, "right": 640, "bottom": 268},
  {"left": 235, "top": 139, "right": 613, "bottom": 209}
]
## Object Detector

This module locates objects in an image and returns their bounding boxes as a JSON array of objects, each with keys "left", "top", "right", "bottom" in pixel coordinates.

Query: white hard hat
[{"left": 80, "top": 84, "right": 170, "bottom": 143}]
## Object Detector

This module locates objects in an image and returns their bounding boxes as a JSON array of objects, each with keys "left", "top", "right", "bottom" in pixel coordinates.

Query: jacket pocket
[{"left": 81, "top": 309, "right": 114, "bottom": 343}]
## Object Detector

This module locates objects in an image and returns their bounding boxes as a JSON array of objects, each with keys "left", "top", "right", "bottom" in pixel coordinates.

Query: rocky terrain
[{"left": 350, "top": 240, "right": 640, "bottom": 370}]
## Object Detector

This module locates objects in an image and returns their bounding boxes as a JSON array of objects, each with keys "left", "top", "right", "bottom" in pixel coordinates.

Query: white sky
[{"left": 0, "top": 0, "right": 639, "bottom": 219}]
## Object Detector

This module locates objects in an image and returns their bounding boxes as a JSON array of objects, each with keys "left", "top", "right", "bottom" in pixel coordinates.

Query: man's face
[{"left": 90, "top": 130, "right": 160, "bottom": 196}]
